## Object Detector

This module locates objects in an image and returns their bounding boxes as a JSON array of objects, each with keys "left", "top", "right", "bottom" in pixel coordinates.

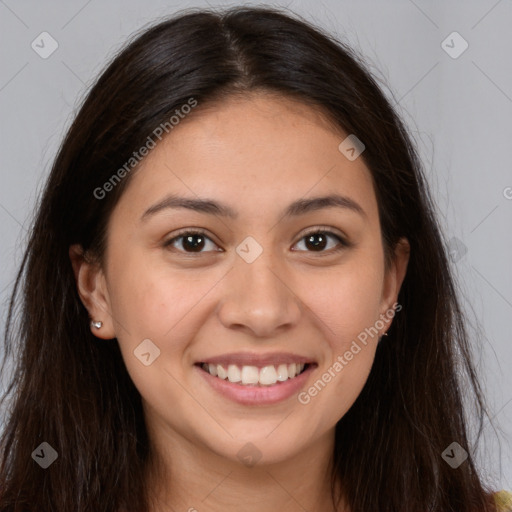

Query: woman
[{"left": 0, "top": 5, "right": 509, "bottom": 511}]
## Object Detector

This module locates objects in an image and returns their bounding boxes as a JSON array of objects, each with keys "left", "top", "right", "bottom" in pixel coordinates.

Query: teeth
[
  {"left": 201, "top": 362, "right": 306, "bottom": 386},
  {"left": 241, "top": 366, "right": 259, "bottom": 385},
  {"left": 227, "top": 364, "right": 241, "bottom": 383},
  {"left": 217, "top": 365, "right": 228, "bottom": 380},
  {"left": 259, "top": 365, "right": 278, "bottom": 385},
  {"left": 276, "top": 364, "right": 289, "bottom": 381}
]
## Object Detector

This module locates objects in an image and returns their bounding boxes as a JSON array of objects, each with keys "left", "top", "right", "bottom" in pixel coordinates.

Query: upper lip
[{"left": 197, "top": 352, "right": 316, "bottom": 368}]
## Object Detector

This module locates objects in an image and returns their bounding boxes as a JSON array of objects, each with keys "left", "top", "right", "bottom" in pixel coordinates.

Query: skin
[{"left": 70, "top": 92, "right": 410, "bottom": 512}]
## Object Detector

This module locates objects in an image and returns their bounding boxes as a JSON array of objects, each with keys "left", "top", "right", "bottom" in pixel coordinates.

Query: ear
[
  {"left": 69, "top": 244, "right": 116, "bottom": 339},
  {"left": 379, "top": 237, "right": 410, "bottom": 334}
]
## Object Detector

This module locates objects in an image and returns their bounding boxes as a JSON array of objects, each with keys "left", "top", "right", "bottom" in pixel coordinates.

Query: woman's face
[{"left": 74, "top": 93, "right": 409, "bottom": 467}]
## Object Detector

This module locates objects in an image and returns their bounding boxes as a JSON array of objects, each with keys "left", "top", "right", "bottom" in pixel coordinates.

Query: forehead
[{"left": 114, "top": 93, "right": 378, "bottom": 224}]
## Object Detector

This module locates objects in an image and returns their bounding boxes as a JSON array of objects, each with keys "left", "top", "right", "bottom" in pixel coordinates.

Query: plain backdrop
[{"left": 0, "top": 0, "right": 511, "bottom": 492}]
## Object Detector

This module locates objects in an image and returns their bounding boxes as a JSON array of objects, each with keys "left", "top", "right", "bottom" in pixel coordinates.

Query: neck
[{"left": 144, "top": 422, "right": 346, "bottom": 512}]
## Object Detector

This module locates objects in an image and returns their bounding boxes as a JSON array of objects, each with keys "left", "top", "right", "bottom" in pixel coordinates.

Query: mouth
[
  {"left": 196, "top": 361, "right": 313, "bottom": 387},
  {"left": 194, "top": 358, "right": 317, "bottom": 406}
]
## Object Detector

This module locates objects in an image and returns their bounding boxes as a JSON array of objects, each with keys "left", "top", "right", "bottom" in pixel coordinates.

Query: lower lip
[{"left": 195, "top": 364, "right": 316, "bottom": 406}]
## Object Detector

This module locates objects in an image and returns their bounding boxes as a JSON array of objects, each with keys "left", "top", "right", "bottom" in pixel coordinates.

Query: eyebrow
[{"left": 140, "top": 193, "right": 366, "bottom": 222}]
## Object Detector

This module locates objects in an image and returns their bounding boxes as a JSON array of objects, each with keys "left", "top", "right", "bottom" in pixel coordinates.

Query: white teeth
[
  {"left": 241, "top": 366, "right": 259, "bottom": 385},
  {"left": 227, "top": 364, "right": 241, "bottom": 383},
  {"left": 259, "top": 365, "right": 278, "bottom": 386},
  {"left": 217, "top": 365, "right": 228, "bottom": 380},
  {"left": 202, "top": 362, "right": 306, "bottom": 386},
  {"left": 276, "top": 364, "right": 289, "bottom": 381}
]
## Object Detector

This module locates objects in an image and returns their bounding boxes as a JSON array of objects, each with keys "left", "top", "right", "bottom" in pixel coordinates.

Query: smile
[
  {"left": 195, "top": 359, "right": 317, "bottom": 406},
  {"left": 199, "top": 362, "right": 309, "bottom": 386}
]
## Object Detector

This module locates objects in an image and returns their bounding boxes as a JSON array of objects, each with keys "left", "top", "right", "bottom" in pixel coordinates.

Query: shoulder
[{"left": 493, "top": 490, "right": 512, "bottom": 511}]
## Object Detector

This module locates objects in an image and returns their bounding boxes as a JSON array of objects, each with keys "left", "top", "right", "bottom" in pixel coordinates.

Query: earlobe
[{"left": 68, "top": 244, "right": 116, "bottom": 339}]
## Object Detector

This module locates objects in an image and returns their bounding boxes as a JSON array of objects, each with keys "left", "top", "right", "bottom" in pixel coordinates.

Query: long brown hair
[{"left": 0, "top": 6, "right": 497, "bottom": 511}]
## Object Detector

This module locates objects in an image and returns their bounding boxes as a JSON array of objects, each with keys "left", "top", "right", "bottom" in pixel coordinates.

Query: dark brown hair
[{"left": 0, "top": 5, "right": 497, "bottom": 511}]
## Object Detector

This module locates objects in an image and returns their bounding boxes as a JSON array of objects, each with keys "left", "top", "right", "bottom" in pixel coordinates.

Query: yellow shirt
[{"left": 494, "top": 490, "right": 512, "bottom": 511}]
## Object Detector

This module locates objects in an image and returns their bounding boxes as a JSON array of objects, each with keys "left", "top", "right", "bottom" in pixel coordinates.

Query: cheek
[
  {"left": 106, "top": 252, "right": 231, "bottom": 401},
  {"left": 299, "top": 256, "right": 384, "bottom": 342},
  {"left": 107, "top": 250, "right": 218, "bottom": 340},
  {"left": 306, "top": 349, "right": 376, "bottom": 429},
  {"left": 105, "top": 257, "right": 206, "bottom": 417},
  {"left": 296, "top": 323, "right": 377, "bottom": 438},
  {"left": 294, "top": 256, "right": 383, "bottom": 416}
]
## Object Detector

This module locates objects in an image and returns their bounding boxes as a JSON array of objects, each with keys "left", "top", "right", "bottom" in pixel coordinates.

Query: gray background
[{"left": 1, "top": 0, "right": 511, "bottom": 492}]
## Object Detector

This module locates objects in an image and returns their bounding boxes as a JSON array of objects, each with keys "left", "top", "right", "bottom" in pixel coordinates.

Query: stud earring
[
  {"left": 90, "top": 320, "right": 103, "bottom": 329},
  {"left": 379, "top": 332, "right": 389, "bottom": 342}
]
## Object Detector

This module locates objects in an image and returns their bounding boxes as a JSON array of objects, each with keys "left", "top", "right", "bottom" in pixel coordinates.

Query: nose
[{"left": 216, "top": 249, "right": 302, "bottom": 338}]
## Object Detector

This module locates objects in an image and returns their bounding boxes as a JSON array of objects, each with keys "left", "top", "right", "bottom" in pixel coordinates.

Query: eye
[
  {"left": 163, "top": 229, "right": 221, "bottom": 254},
  {"left": 163, "top": 227, "right": 349, "bottom": 255},
  {"left": 292, "top": 229, "right": 348, "bottom": 254}
]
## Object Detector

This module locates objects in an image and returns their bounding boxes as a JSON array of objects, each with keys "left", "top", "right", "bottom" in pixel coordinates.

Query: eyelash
[{"left": 163, "top": 227, "right": 349, "bottom": 256}]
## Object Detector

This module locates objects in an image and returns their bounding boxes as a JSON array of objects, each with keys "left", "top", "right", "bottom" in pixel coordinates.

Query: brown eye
[
  {"left": 293, "top": 230, "right": 347, "bottom": 253},
  {"left": 164, "top": 231, "right": 220, "bottom": 253}
]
